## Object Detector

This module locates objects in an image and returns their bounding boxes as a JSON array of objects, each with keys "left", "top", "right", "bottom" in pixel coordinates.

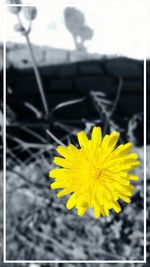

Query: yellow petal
[
  {"left": 117, "top": 161, "right": 140, "bottom": 171},
  {"left": 127, "top": 174, "right": 139, "bottom": 181},
  {"left": 108, "top": 131, "right": 120, "bottom": 150},
  {"left": 49, "top": 168, "right": 68, "bottom": 179},
  {"left": 124, "top": 153, "right": 139, "bottom": 160},
  {"left": 57, "top": 188, "right": 73, "bottom": 198},
  {"left": 104, "top": 183, "right": 118, "bottom": 201},
  {"left": 53, "top": 157, "right": 73, "bottom": 168},
  {"left": 51, "top": 181, "right": 64, "bottom": 189},
  {"left": 100, "top": 205, "right": 109, "bottom": 216},
  {"left": 95, "top": 186, "right": 105, "bottom": 205},
  {"left": 121, "top": 158, "right": 140, "bottom": 165},
  {"left": 91, "top": 127, "right": 102, "bottom": 145},
  {"left": 77, "top": 207, "right": 86, "bottom": 217},
  {"left": 56, "top": 146, "right": 70, "bottom": 158},
  {"left": 119, "top": 194, "right": 131, "bottom": 203},
  {"left": 68, "top": 144, "right": 79, "bottom": 154},
  {"left": 110, "top": 176, "right": 130, "bottom": 186},
  {"left": 77, "top": 192, "right": 89, "bottom": 209},
  {"left": 100, "top": 134, "right": 109, "bottom": 151},
  {"left": 111, "top": 200, "right": 121, "bottom": 213},
  {"left": 114, "top": 142, "right": 133, "bottom": 156},
  {"left": 66, "top": 193, "right": 77, "bottom": 210},
  {"left": 117, "top": 184, "right": 135, "bottom": 196},
  {"left": 94, "top": 204, "right": 101, "bottom": 218},
  {"left": 77, "top": 131, "right": 88, "bottom": 148}
]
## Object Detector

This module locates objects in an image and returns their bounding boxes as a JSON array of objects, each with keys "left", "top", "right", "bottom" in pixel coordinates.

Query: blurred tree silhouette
[{"left": 64, "top": 7, "right": 93, "bottom": 52}]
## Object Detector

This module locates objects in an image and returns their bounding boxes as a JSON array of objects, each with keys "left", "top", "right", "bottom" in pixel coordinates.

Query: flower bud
[
  {"left": 23, "top": 7, "right": 37, "bottom": 21},
  {"left": 7, "top": 0, "right": 22, "bottom": 14},
  {"left": 14, "top": 23, "right": 25, "bottom": 34}
]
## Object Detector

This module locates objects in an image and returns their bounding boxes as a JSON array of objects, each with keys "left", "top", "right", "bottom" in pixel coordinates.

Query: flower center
[{"left": 91, "top": 166, "right": 103, "bottom": 180}]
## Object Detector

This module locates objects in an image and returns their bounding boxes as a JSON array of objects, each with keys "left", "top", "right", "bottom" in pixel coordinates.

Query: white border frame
[{"left": 3, "top": 2, "right": 147, "bottom": 264}]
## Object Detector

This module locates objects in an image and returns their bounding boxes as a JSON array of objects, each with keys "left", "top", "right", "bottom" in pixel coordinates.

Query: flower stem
[
  {"left": 17, "top": 14, "right": 49, "bottom": 117},
  {"left": 25, "top": 34, "right": 49, "bottom": 116}
]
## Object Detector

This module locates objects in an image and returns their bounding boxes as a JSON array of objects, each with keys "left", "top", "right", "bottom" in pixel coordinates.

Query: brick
[
  {"left": 117, "top": 94, "right": 143, "bottom": 116},
  {"left": 121, "top": 80, "right": 143, "bottom": 93},
  {"left": 50, "top": 79, "right": 73, "bottom": 91},
  {"left": 56, "top": 64, "right": 77, "bottom": 77},
  {"left": 77, "top": 61, "right": 103, "bottom": 74},
  {"left": 105, "top": 58, "right": 143, "bottom": 78},
  {"left": 75, "top": 76, "right": 115, "bottom": 94}
]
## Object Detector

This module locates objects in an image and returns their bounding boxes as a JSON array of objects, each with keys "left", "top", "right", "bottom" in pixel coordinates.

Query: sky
[{"left": 0, "top": 0, "right": 149, "bottom": 59}]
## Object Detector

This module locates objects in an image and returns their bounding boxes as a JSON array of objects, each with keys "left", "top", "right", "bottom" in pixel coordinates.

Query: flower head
[
  {"left": 49, "top": 127, "right": 140, "bottom": 218},
  {"left": 7, "top": 0, "right": 22, "bottom": 14}
]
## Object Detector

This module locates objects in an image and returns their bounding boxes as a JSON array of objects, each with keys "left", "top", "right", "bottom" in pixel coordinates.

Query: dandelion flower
[{"left": 49, "top": 127, "right": 140, "bottom": 218}]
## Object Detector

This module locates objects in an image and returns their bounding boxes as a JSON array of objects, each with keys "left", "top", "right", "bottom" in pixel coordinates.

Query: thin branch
[
  {"left": 46, "top": 129, "right": 66, "bottom": 147},
  {"left": 20, "top": 126, "right": 47, "bottom": 143}
]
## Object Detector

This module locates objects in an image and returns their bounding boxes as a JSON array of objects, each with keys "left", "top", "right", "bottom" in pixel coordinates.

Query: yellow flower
[{"left": 49, "top": 127, "right": 140, "bottom": 218}]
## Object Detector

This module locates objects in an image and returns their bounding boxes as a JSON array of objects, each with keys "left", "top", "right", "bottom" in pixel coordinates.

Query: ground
[{"left": 1, "top": 145, "right": 148, "bottom": 264}]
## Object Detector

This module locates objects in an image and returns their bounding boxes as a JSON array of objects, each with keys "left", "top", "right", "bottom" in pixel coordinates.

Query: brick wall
[{"left": 1, "top": 55, "right": 149, "bottom": 145}]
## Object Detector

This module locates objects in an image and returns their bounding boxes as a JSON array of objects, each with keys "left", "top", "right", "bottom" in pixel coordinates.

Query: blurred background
[{"left": 0, "top": 0, "right": 149, "bottom": 265}]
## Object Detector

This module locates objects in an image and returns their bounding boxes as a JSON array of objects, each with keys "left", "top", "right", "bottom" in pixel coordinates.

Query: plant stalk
[
  {"left": 17, "top": 14, "right": 49, "bottom": 117},
  {"left": 25, "top": 34, "right": 49, "bottom": 116},
  {"left": 103, "top": 78, "right": 123, "bottom": 134}
]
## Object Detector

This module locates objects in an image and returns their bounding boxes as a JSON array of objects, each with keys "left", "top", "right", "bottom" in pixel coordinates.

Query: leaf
[
  {"left": 91, "top": 91, "right": 106, "bottom": 97},
  {"left": 24, "top": 102, "right": 42, "bottom": 119},
  {"left": 51, "top": 97, "right": 86, "bottom": 113},
  {"left": 98, "top": 98, "right": 112, "bottom": 105}
]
